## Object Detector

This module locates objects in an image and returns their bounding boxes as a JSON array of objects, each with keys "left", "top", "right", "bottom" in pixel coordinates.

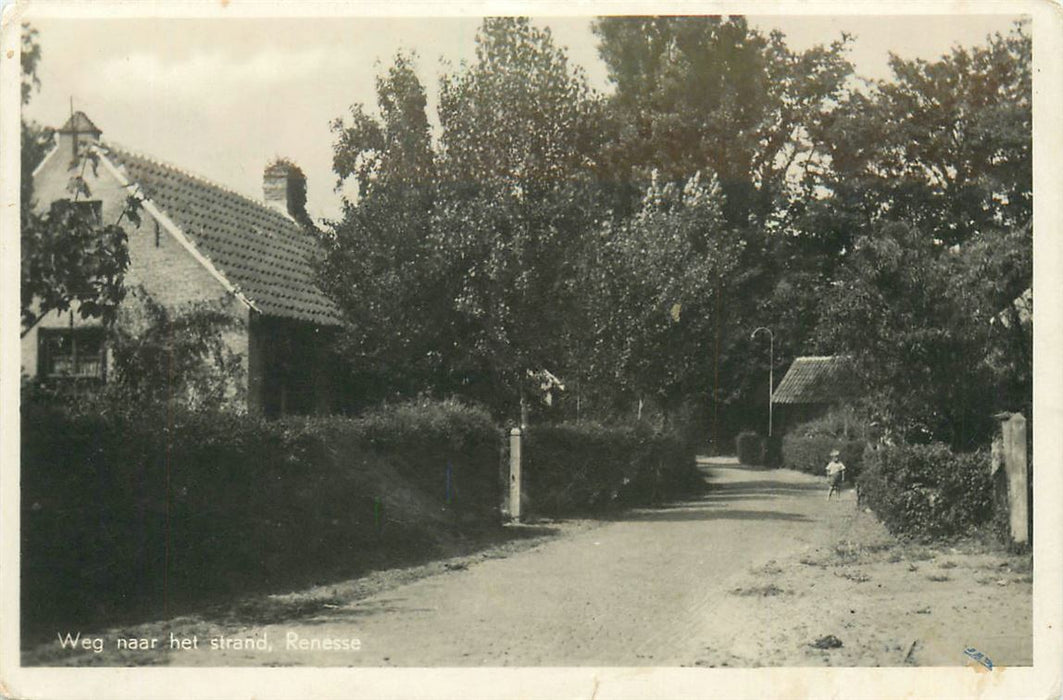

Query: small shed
[{"left": 772, "top": 356, "right": 859, "bottom": 432}]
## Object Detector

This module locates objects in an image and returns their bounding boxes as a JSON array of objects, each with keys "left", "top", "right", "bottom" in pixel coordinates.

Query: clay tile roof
[
  {"left": 103, "top": 144, "right": 342, "bottom": 327},
  {"left": 772, "top": 356, "right": 859, "bottom": 405}
]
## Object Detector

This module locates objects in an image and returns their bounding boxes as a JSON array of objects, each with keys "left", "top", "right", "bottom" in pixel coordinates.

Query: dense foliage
[
  {"left": 521, "top": 422, "right": 696, "bottom": 515},
  {"left": 19, "top": 25, "right": 142, "bottom": 337},
  {"left": 317, "top": 17, "right": 1030, "bottom": 451},
  {"left": 781, "top": 436, "right": 866, "bottom": 479},
  {"left": 810, "top": 26, "right": 1032, "bottom": 448},
  {"left": 21, "top": 398, "right": 503, "bottom": 638},
  {"left": 818, "top": 219, "right": 1029, "bottom": 449},
  {"left": 22, "top": 17, "right": 1031, "bottom": 454},
  {"left": 735, "top": 431, "right": 764, "bottom": 466},
  {"left": 780, "top": 407, "right": 867, "bottom": 476},
  {"left": 858, "top": 443, "right": 994, "bottom": 541}
]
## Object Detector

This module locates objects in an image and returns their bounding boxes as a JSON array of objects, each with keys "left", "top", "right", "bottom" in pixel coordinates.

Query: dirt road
[
  {"left": 154, "top": 459, "right": 845, "bottom": 666},
  {"left": 29, "top": 458, "right": 1031, "bottom": 667}
]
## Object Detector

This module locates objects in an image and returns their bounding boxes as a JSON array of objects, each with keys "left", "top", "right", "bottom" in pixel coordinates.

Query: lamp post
[{"left": 750, "top": 327, "right": 774, "bottom": 437}]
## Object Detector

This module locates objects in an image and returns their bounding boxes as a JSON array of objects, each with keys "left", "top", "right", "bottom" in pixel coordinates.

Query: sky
[{"left": 22, "top": 13, "right": 1024, "bottom": 222}]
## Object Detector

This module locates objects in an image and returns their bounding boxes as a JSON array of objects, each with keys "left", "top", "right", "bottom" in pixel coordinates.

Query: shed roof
[
  {"left": 772, "top": 355, "right": 859, "bottom": 405},
  {"left": 103, "top": 144, "right": 342, "bottom": 327}
]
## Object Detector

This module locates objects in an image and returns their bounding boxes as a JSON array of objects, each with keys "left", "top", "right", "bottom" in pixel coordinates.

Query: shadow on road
[
  {"left": 621, "top": 507, "right": 812, "bottom": 523},
  {"left": 608, "top": 464, "right": 823, "bottom": 523},
  {"left": 711, "top": 479, "right": 825, "bottom": 493},
  {"left": 205, "top": 524, "right": 563, "bottom": 628}
]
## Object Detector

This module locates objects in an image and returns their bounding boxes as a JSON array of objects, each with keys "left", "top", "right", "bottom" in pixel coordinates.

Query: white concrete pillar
[
  {"left": 1003, "top": 413, "right": 1029, "bottom": 545},
  {"left": 509, "top": 428, "right": 522, "bottom": 522}
]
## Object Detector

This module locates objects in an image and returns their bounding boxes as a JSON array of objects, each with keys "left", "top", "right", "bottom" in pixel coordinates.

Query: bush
[
  {"left": 521, "top": 422, "right": 696, "bottom": 515},
  {"left": 858, "top": 442, "right": 994, "bottom": 541},
  {"left": 21, "top": 397, "right": 502, "bottom": 639},
  {"left": 764, "top": 434, "right": 783, "bottom": 468},
  {"left": 781, "top": 406, "right": 867, "bottom": 477},
  {"left": 782, "top": 435, "right": 866, "bottom": 478},
  {"left": 735, "top": 431, "right": 764, "bottom": 466}
]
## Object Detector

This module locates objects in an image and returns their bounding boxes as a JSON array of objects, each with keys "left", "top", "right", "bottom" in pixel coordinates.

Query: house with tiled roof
[
  {"left": 21, "top": 112, "right": 343, "bottom": 416},
  {"left": 771, "top": 355, "right": 860, "bottom": 433}
]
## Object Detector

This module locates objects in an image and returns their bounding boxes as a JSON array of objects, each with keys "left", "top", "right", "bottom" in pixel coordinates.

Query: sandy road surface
[
  {"left": 163, "top": 459, "right": 839, "bottom": 666},
  {"left": 30, "top": 458, "right": 1030, "bottom": 668}
]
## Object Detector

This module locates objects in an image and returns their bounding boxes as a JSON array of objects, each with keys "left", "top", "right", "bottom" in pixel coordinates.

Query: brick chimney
[
  {"left": 57, "top": 111, "right": 102, "bottom": 160},
  {"left": 263, "top": 158, "right": 309, "bottom": 224}
]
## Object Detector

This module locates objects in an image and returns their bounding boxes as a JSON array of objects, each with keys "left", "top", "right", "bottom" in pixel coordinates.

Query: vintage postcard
[{"left": 1, "top": 1, "right": 1060, "bottom": 698}]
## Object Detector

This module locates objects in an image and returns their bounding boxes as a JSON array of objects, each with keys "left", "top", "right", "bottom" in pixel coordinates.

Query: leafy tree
[
  {"left": 20, "top": 23, "right": 52, "bottom": 209},
  {"left": 21, "top": 197, "right": 133, "bottom": 333},
  {"left": 19, "top": 24, "right": 139, "bottom": 337},
  {"left": 593, "top": 16, "right": 853, "bottom": 229},
  {"left": 588, "top": 171, "right": 744, "bottom": 425},
  {"left": 953, "top": 222, "right": 1032, "bottom": 418},
  {"left": 331, "top": 51, "right": 435, "bottom": 201},
  {"left": 818, "top": 221, "right": 1020, "bottom": 449},
  {"left": 813, "top": 24, "right": 1032, "bottom": 448},
  {"left": 432, "top": 18, "right": 606, "bottom": 418},
  {"left": 592, "top": 16, "right": 855, "bottom": 441},
  {"left": 320, "top": 52, "right": 474, "bottom": 407},
  {"left": 815, "top": 22, "right": 1031, "bottom": 247}
]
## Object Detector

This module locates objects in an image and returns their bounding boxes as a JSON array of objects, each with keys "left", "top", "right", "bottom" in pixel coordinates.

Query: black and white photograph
[{"left": 1, "top": 2, "right": 1060, "bottom": 698}]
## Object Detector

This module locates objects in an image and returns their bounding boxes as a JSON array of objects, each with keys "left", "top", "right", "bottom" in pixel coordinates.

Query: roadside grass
[{"left": 731, "top": 583, "right": 792, "bottom": 597}]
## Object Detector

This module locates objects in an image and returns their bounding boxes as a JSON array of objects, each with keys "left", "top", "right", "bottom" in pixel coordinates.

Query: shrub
[
  {"left": 781, "top": 435, "right": 866, "bottom": 478},
  {"left": 857, "top": 442, "right": 994, "bottom": 541},
  {"left": 20, "top": 397, "right": 502, "bottom": 640},
  {"left": 521, "top": 422, "right": 696, "bottom": 515},
  {"left": 793, "top": 405, "right": 868, "bottom": 440},
  {"left": 781, "top": 406, "right": 868, "bottom": 477},
  {"left": 764, "top": 435, "right": 783, "bottom": 468},
  {"left": 735, "top": 431, "right": 764, "bottom": 466}
]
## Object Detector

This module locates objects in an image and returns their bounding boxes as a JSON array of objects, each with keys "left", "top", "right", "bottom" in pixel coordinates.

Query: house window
[
  {"left": 72, "top": 200, "right": 103, "bottom": 225},
  {"left": 38, "top": 328, "right": 106, "bottom": 380}
]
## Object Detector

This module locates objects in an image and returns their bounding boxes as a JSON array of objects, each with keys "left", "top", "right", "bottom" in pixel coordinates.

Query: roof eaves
[{"left": 30, "top": 136, "right": 61, "bottom": 178}]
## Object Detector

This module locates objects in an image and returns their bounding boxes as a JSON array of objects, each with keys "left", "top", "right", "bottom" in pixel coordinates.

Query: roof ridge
[{"left": 100, "top": 140, "right": 299, "bottom": 228}]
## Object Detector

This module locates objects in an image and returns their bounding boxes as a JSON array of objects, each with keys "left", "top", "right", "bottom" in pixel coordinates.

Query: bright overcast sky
[{"left": 22, "top": 13, "right": 1023, "bottom": 222}]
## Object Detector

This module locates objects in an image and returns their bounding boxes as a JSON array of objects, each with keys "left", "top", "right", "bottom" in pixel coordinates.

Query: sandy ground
[{"left": 25, "top": 458, "right": 1031, "bottom": 668}]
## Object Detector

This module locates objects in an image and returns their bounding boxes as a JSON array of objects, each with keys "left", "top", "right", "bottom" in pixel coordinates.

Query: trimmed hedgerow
[
  {"left": 735, "top": 431, "right": 764, "bottom": 466},
  {"left": 20, "top": 398, "right": 502, "bottom": 640},
  {"left": 521, "top": 422, "right": 696, "bottom": 515},
  {"left": 781, "top": 435, "right": 866, "bottom": 479},
  {"left": 781, "top": 407, "right": 867, "bottom": 478},
  {"left": 21, "top": 396, "right": 699, "bottom": 639},
  {"left": 857, "top": 442, "right": 993, "bottom": 541}
]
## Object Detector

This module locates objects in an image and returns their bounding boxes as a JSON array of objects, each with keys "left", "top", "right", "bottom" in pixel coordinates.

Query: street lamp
[{"left": 750, "top": 327, "right": 774, "bottom": 437}]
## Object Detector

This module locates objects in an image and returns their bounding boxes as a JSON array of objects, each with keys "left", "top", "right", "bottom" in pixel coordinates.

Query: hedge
[
  {"left": 21, "top": 398, "right": 502, "bottom": 639},
  {"left": 781, "top": 435, "right": 866, "bottom": 478},
  {"left": 22, "top": 398, "right": 700, "bottom": 639},
  {"left": 735, "top": 431, "right": 764, "bottom": 466},
  {"left": 780, "top": 407, "right": 867, "bottom": 477},
  {"left": 521, "top": 422, "right": 696, "bottom": 515},
  {"left": 857, "top": 442, "right": 994, "bottom": 541}
]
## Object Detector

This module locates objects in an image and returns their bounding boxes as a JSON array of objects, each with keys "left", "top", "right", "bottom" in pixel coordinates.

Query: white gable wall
[{"left": 21, "top": 140, "right": 251, "bottom": 407}]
